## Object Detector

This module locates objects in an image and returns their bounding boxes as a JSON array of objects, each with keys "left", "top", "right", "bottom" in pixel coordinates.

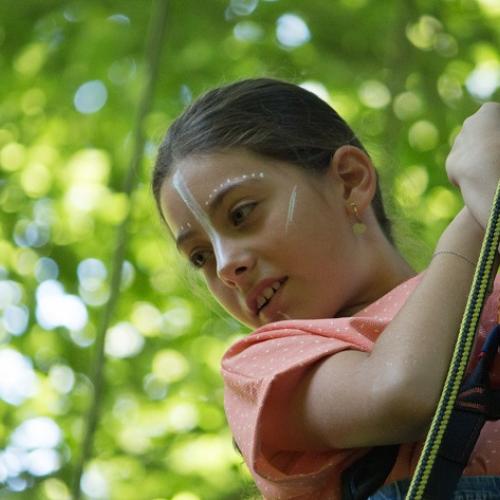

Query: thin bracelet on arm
[{"left": 432, "top": 251, "right": 477, "bottom": 267}]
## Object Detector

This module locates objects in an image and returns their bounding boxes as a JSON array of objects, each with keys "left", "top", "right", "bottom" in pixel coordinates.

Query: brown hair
[{"left": 152, "top": 77, "right": 393, "bottom": 243}]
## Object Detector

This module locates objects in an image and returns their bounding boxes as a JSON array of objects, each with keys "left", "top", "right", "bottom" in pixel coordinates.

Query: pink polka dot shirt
[{"left": 221, "top": 272, "right": 500, "bottom": 499}]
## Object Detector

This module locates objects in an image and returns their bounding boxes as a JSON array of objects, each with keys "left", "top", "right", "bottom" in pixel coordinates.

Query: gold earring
[{"left": 350, "top": 202, "right": 367, "bottom": 235}]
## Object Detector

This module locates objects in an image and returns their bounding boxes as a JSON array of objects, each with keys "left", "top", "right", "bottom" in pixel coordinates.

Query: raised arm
[{"left": 265, "top": 107, "right": 500, "bottom": 452}]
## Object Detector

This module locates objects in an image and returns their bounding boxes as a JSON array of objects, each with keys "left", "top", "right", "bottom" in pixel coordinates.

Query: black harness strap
[
  {"left": 423, "top": 323, "right": 500, "bottom": 499},
  {"left": 341, "top": 444, "right": 399, "bottom": 500}
]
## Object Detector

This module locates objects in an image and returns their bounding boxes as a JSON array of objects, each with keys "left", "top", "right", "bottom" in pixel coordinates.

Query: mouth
[{"left": 256, "top": 278, "right": 287, "bottom": 315}]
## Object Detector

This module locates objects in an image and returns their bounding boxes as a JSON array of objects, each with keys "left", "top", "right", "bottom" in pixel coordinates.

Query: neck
[{"left": 336, "top": 235, "right": 417, "bottom": 318}]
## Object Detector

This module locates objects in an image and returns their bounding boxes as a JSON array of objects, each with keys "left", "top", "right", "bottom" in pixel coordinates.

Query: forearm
[{"left": 369, "top": 207, "right": 494, "bottom": 420}]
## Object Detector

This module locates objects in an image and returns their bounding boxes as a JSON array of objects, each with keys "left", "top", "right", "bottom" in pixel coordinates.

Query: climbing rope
[{"left": 406, "top": 180, "right": 500, "bottom": 499}]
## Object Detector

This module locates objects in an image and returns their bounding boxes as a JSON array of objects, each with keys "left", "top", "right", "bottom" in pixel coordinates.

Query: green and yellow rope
[{"left": 406, "top": 180, "right": 500, "bottom": 500}]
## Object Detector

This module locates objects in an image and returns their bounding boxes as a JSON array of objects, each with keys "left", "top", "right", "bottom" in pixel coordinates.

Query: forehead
[
  {"left": 174, "top": 149, "right": 272, "bottom": 185},
  {"left": 160, "top": 151, "right": 272, "bottom": 218},
  {"left": 159, "top": 149, "right": 322, "bottom": 233}
]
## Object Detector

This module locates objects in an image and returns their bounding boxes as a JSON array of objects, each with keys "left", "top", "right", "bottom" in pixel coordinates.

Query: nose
[{"left": 215, "top": 240, "right": 255, "bottom": 288}]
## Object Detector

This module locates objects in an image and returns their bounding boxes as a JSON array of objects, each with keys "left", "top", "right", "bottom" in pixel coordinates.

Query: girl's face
[{"left": 160, "top": 149, "right": 364, "bottom": 328}]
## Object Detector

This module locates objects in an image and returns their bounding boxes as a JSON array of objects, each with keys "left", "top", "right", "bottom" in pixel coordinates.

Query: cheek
[
  {"left": 207, "top": 278, "right": 239, "bottom": 309},
  {"left": 210, "top": 284, "right": 250, "bottom": 324},
  {"left": 261, "top": 201, "right": 295, "bottom": 239}
]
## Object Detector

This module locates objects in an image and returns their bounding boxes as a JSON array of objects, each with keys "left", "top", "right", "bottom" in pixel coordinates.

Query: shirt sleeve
[{"left": 221, "top": 322, "right": 374, "bottom": 499}]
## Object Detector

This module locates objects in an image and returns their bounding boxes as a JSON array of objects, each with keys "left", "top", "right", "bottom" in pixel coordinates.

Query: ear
[{"left": 328, "top": 145, "right": 377, "bottom": 213}]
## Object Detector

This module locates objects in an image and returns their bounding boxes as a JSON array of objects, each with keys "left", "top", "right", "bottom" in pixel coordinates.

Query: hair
[{"left": 152, "top": 77, "right": 394, "bottom": 243}]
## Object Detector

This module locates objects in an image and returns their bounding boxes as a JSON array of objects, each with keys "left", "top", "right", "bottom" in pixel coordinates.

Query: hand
[{"left": 446, "top": 102, "right": 500, "bottom": 229}]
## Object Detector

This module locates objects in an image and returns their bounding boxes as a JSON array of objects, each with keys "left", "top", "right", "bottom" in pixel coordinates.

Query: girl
[{"left": 152, "top": 78, "right": 500, "bottom": 499}]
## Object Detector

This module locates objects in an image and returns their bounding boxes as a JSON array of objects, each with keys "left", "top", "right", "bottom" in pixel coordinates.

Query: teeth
[
  {"left": 256, "top": 280, "right": 283, "bottom": 312},
  {"left": 257, "top": 296, "right": 267, "bottom": 308}
]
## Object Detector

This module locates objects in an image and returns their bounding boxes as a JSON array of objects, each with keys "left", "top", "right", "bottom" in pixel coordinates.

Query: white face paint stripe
[
  {"left": 285, "top": 185, "right": 297, "bottom": 233},
  {"left": 172, "top": 170, "right": 213, "bottom": 234},
  {"left": 172, "top": 170, "right": 226, "bottom": 265},
  {"left": 173, "top": 170, "right": 267, "bottom": 271}
]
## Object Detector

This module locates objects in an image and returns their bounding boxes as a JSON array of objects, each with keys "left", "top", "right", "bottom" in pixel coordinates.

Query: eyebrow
[{"left": 174, "top": 177, "right": 262, "bottom": 249}]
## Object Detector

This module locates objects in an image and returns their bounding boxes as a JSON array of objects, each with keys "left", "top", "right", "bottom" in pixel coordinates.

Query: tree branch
[{"left": 71, "top": 2, "right": 169, "bottom": 497}]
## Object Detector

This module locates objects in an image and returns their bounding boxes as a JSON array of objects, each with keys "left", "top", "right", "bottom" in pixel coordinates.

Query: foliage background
[{"left": 0, "top": 0, "right": 499, "bottom": 499}]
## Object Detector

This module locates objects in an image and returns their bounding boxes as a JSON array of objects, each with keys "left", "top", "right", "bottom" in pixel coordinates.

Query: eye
[
  {"left": 230, "top": 202, "right": 256, "bottom": 227},
  {"left": 189, "top": 249, "right": 212, "bottom": 268}
]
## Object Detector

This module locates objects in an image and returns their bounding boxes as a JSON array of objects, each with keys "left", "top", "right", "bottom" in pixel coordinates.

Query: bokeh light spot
[
  {"left": 163, "top": 301, "right": 193, "bottom": 336},
  {"left": 299, "top": 81, "right": 330, "bottom": 104},
  {"left": 425, "top": 187, "right": 461, "bottom": 223},
  {"left": 166, "top": 402, "right": 198, "bottom": 432},
  {"left": 66, "top": 149, "right": 110, "bottom": 185},
  {"left": 406, "top": 15, "right": 442, "bottom": 51},
  {"left": 169, "top": 435, "right": 237, "bottom": 475},
  {"left": 393, "top": 92, "right": 423, "bottom": 120},
  {"left": 395, "top": 166, "right": 429, "bottom": 208},
  {"left": 14, "top": 43, "right": 48, "bottom": 76},
  {"left": 120, "top": 260, "right": 135, "bottom": 290},
  {"left": 11, "top": 417, "right": 62, "bottom": 449},
  {"left": 36, "top": 280, "right": 88, "bottom": 330},
  {"left": 0, "top": 349, "right": 38, "bottom": 405},
  {"left": 408, "top": 120, "right": 439, "bottom": 151},
  {"left": 466, "top": 63, "right": 500, "bottom": 99},
  {"left": 172, "top": 493, "right": 200, "bottom": 500},
  {"left": 13, "top": 219, "right": 50, "bottom": 248},
  {"left": 143, "top": 374, "right": 168, "bottom": 400},
  {"left": 78, "top": 258, "right": 107, "bottom": 291},
  {"left": 0, "top": 280, "right": 23, "bottom": 309},
  {"left": 35, "top": 257, "right": 59, "bottom": 282},
  {"left": 0, "top": 142, "right": 26, "bottom": 171},
  {"left": 20, "top": 162, "right": 53, "bottom": 198},
  {"left": 3, "top": 305, "right": 29, "bottom": 336},
  {"left": 49, "top": 364, "right": 75, "bottom": 394},
  {"left": 15, "top": 248, "right": 39, "bottom": 277},
  {"left": 358, "top": 80, "right": 391, "bottom": 109},
  {"left": 25, "top": 448, "right": 61, "bottom": 476},
  {"left": 476, "top": 0, "right": 500, "bottom": 15},
  {"left": 107, "top": 14, "right": 131, "bottom": 25},
  {"left": 81, "top": 464, "right": 109, "bottom": 499},
  {"left": 233, "top": 21, "right": 263, "bottom": 42},
  {"left": 105, "top": 322, "right": 144, "bottom": 358},
  {"left": 108, "top": 58, "right": 136, "bottom": 85},
  {"left": 41, "top": 478, "right": 71, "bottom": 500},
  {"left": 276, "top": 14, "right": 311, "bottom": 48},
  {"left": 152, "top": 349, "right": 189, "bottom": 383},
  {"left": 131, "top": 302, "right": 162, "bottom": 336},
  {"left": 7, "top": 476, "right": 28, "bottom": 491},
  {"left": 229, "top": 0, "right": 258, "bottom": 16},
  {"left": 438, "top": 73, "right": 463, "bottom": 103},
  {"left": 74, "top": 80, "right": 108, "bottom": 114},
  {"left": 433, "top": 33, "right": 458, "bottom": 57}
]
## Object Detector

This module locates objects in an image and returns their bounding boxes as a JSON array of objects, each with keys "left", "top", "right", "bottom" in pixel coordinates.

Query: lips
[{"left": 246, "top": 277, "right": 288, "bottom": 316}]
